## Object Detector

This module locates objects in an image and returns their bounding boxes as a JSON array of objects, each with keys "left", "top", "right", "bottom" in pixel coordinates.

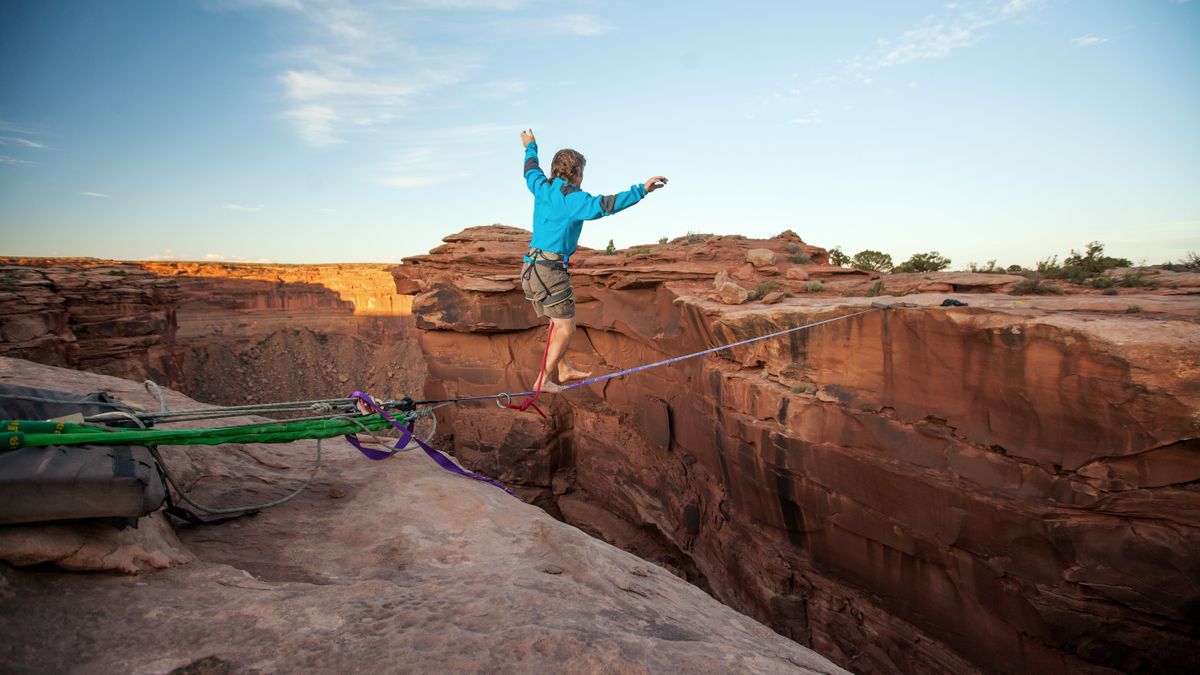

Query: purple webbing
[{"left": 346, "top": 391, "right": 521, "bottom": 500}]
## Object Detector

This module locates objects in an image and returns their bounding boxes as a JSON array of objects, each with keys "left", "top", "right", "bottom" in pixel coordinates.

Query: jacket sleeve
[
  {"left": 524, "top": 142, "right": 549, "bottom": 196},
  {"left": 568, "top": 183, "right": 648, "bottom": 221}
]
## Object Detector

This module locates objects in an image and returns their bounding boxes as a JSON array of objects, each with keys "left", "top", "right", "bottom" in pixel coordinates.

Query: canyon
[{"left": 1, "top": 232, "right": 1197, "bottom": 674}]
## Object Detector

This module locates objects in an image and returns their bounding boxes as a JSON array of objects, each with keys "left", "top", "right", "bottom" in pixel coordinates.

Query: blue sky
[{"left": 1, "top": 0, "right": 1197, "bottom": 268}]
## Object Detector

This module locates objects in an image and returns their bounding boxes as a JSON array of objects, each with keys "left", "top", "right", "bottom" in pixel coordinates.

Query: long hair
[{"left": 549, "top": 148, "right": 586, "bottom": 186}]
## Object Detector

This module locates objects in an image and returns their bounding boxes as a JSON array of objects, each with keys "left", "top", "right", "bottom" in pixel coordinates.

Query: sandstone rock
[
  {"left": 761, "top": 291, "right": 786, "bottom": 305},
  {"left": 786, "top": 268, "right": 810, "bottom": 281},
  {"left": 731, "top": 264, "right": 756, "bottom": 281},
  {"left": 747, "top": 248, "right": 777, "bottom": 267},
  {"left": 0, "top": 358, "right": 844, "bottom": 675},
  {"left": 716, "top": 281, "right": 750, "bottom": 305},
  {"left": 395, "top": 228, "right": 1200, "bottom": 675}
]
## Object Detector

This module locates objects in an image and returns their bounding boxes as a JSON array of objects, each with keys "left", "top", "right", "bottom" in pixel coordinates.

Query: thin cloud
[
  {"left": 790, "top": 110, "right": 823, "bottom": 125},
  {"left": 81, "top": 191, "right": 111, "bottom": 198},
  {"left": 222, "top": 203, "right": 263, "bottom": 212},
  {"left": 815, "top": 0, "right": 1046, "bottom": 87},
  {"left": 378, "top": 175, "right": 450, "bottom": 189},
  {"left": 0, "top": 155, "right": 32, "bottom": 166},
  {"left": 1071, "top": 34, "right": 1107, "bottom": 48},
  {"left": 0, "top": 136, "right": 45, "bottom": 149}
]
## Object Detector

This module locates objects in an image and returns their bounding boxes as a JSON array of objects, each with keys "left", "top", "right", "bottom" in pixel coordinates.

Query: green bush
[
  {"left": 866, "top": 280, "right": 886, "bottom": 297},
  {"left": 1125, "top": 305, "right": 1143, "bottom": 314},
  {"left": 1090, "top": 276, "right": 1114, "bottom": 289},
  {"left": 1119, "top": 272, "right": 1146, "bottom": 288},
  {"left": 804, "top": 280, "right": 824, "bottom": 293},
  {"left": 968, "top": 260, "right": 1001, "bottom": 274},
  {"left": 625, "top": 247, "right": 651, "bottom": 257},
  {"left": 605, "top": 239, "right": 616, "bottom": 254},
  {"left": 896, "top": 251, "right": 951, "bottom": 273},
  {"left": 747, "top": 281, "right": 779, "bottom": 301},
  {"left": 828, "top": 246, "right": 850, "bottom": 267},
  {"left": 658, "top": 237, "right": 668, "bottom": 245},
  {"left": 784, "top": 243, "right": 802, "bottom": 254},
  {"left": 1062, "top": 241, "right": 1131, "bottom": 277},
  {"left": 788, "top": 253, "right": 811, "bottom": 264},
  {"left": 851, "top": 250, "right": 893, "bottom": 273}
]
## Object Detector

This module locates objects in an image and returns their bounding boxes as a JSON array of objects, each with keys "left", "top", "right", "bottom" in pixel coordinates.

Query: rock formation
[
  {"left": 0, "top": 358, "right": 844, "bottom": 674},
  {"left": 394, "top": 226, "right": 1200, "bottom": 675},
  {"left": 0, "top": 258, "right": 424, "bottom": 407}
]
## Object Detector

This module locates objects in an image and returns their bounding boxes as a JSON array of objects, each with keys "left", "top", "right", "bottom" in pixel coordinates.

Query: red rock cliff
[
  {"left": 1, "top": 259, "right": 422, "bottom": 406},
  {"left": 395, "top": 226, "right": 1200, "bottom": 675}
]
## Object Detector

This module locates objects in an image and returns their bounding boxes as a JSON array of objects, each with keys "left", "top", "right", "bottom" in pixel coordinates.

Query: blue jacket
[{"left": 523, "top": 141, "right": 647, "bottom": 264}]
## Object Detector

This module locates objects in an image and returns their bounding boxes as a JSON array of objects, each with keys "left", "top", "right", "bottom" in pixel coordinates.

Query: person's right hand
[
  {"left": 644, "top": 176, "right": 668, "bottom": 193},
  {"left": 521, "top": 128, "right": 536, "bottom": 148}
]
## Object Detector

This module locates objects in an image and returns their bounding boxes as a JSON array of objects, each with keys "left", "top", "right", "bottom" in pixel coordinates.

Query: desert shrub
[
  {"left": 788, "top": 253, "right": 812, "bottom": 264},
  {"left": 791, "top": 382, "right": 818, "bottom": 395},
  {"left": 851, "top": 250, "right": 893, "bottom": 273},
  {"left": 1062, "top": 241, "right": 1131, "bottom": 277},
  {"left": 605, "top": 239, "right": 616, "bottom": 254},
  {"left": 1036, "top": 256, "right": 1060, "bottom": 274},
  {"left": 805, "top": 280, "right": 824, "bottom": 293},
  {"left": 0, "top": 270, "right": 17, "bottom": 292},
  {"left": 1007, "top": 264, "right": 1025, "bottom": 273},
  {"left": 1102, "top": 287, "right": 1119, "bottom": 296},
  {"left": 677, "top": 231, "right": 714, "bottom": 245},
  {"left": 107, "top": 269, "right": 128, "bottom": 276},
  {"left": 658, "top": 237, "right": 668, "bottom": 245},
  {"left": 729, "top": 234, "right": 747, "bottom": 240},
  {"left": 1163, "top": 251, "right": 1200, "bottom": 271},
  {"left": 1119, "top": 272, "right": 1146, "bottom": 288},
  {"left": 896, "top": 251, "right": 951, "bottom": 273},
  {"left": 784, "top": 243, "right": 803, "bottom": 254},
  {"left": 625, "top": 247, "right": 651, "bottom": 257},
  {"left": 1041, "top": 283, "right": 1065, "bottom": 295},
  {"left": 1125, "top": 305, "right": 1143, "bottom": 314},
  {"left": 828, "top": 246, "right": 850, "bottom": 267},
  {"left": 1090, "top": 276, "right": 1114, "bottom": 289},
  {"left": 866, "top": 280, "right": 886, "bottom": 297},
  {"left": 747, "top": 281, "right": 779, "bottom": 301},
  {"left": 968, "top": 260, "right": 1002, "bottom": 274}
]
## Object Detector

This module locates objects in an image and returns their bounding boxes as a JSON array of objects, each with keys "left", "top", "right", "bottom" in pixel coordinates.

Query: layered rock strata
[
  {"left": 0, "top": 259, "right": 422, "bottom": 406},
  {"left": 0, "top": 358, "right": 844, "bottom": 674},
  {"left": 395, "top": 226, "right": 1200, "bottom": 675}
]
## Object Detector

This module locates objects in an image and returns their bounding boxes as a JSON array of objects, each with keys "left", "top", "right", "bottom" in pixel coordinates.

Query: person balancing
[{"left": 519, "top": 128, "right": 668, "bottom": 393}]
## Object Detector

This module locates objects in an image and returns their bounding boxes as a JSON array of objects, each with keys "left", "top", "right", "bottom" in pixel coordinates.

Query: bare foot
[
  {"left": 557, "top": 364, "right": 592, "bottom": 383},
  {"left": 538, "top": 379, "right": 563, "bottom": 393}
]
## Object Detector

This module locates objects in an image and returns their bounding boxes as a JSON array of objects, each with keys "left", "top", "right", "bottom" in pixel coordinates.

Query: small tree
[
  {"left": 658, "top": 237, "right": 668, "bottom": 245},
  {"left": 605, "top": 239, "right": 616, "bottom": 254},
  {"left": 829, "top": 246, "right": 850, "bottom": 267},
  {"left": 895, "top": 251, "right": 951, "bottom": 273},
  {"left": 851, "top": 249, "right": 894, "bottom": 273},
  {"left": 1061, "top": 241, "right": 1131, "bottom": 278}
]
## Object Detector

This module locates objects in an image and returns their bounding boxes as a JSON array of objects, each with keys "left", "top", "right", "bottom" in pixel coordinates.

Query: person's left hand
[
  {"left": 644, "top": 175, "right": 668, "bottom": 192},
  {"left": 521, "top": 128, "right": 536, "bottom": 148}
]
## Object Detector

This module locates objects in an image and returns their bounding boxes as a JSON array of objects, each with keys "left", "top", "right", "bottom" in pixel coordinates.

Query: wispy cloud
[
  {"left": 1071, "top": 34, "right": 1107, "bottom": 48},
  {"left": 790, "top": 110, "right": 823, "bottom": 125},
  {"left": 378, "top": 175, "right": 452, "bottom": 189},
  {"left": 0, "top": 136, "right": 45, "bottom": 149},
  {"left": 81, "top": 191, "right": 111, "bottom": 198},
  {"left": 221, "top": 1, "right": 612, "bottom": 147},
  {"left": 222, "top": 203, "right": 263, "bottom": 212},
  {"left": 815, "top": 0, "right": 1045, "bottom": 87},
  {"left": 0, "top": 155, "right": 33, "bottom": 166},
  {"left": 203, "top": 252, "right": 274, "bottom": 263}
]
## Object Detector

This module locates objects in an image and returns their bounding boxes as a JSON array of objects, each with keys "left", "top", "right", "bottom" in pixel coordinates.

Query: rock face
[
  {"left": 0, "top": 358, "right": 844, "bottom": 675},
  {"left": 0, "top": 259, "right": 424, "bottom": 407},
  {"left": 395, "top": 226, "right": 1200, "bottom": 675}
]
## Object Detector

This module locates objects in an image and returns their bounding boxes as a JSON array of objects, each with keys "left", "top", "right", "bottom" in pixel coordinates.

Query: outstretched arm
[
  {"left": 521, "top": 128, "right": 548, "bottom": 195},
  {"left": 569, "top": 175, "right": 669, "bottom": 221}
]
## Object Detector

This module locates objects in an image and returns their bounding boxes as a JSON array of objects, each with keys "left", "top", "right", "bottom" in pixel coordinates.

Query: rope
[{"left": 490, "top": 306, "right": 882, "bottom": 410}]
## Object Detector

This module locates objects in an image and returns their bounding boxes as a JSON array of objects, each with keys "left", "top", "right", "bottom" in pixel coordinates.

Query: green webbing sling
[{"left": 0, "top": 414, "right": 404, "bottom": 451}]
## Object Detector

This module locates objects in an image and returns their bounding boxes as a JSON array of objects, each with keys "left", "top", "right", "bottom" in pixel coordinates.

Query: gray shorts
[{"left": 521, "top": 260, "right": 575, "bottom": 319}]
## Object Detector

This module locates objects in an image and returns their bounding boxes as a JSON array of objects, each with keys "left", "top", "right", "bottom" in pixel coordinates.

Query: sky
[{"left": 1, "top": 0, "right": 1197, "bottom": 268}]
